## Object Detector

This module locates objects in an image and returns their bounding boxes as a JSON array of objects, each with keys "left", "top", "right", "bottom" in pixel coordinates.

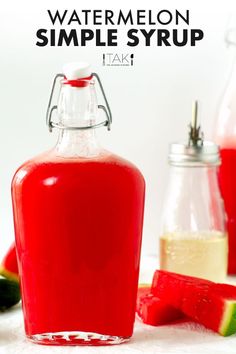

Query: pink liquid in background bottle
[
  {"left": 12, "top": 62, "right": 145, "bottom": 345},
  {"left": 218, "top": 147, "right": 236, "bottom": 274}
]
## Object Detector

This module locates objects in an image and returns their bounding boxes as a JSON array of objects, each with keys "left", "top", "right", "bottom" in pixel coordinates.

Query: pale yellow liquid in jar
[{"left": 160, "top": 231, "right": 228, "bottom": 282}]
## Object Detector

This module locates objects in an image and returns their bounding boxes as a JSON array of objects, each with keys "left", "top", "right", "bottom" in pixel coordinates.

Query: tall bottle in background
[
  {"left": 12, "top": 63, "right": 145, "bottom": 345},
  {"left": 215, "top": 28, "right": 236, "bottom": 274}
]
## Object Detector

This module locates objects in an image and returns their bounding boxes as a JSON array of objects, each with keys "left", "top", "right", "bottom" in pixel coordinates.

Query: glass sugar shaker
[{"left": 160, "top": 101, "right": 228, "bottom": 282}]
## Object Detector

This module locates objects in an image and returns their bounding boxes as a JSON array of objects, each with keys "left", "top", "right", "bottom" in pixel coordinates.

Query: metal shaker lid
[
  {"left": 169, "top": 141, "right": 220, "bottom": 166},
  {"left": 168, "top": 101, "right": 220, "bottom": 166}
]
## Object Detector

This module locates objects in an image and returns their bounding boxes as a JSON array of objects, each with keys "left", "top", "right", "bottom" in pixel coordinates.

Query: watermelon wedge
[
  {"left": 137, "top": 285, "right": 183, "bottom": 326},
  {"left": 152, "top": 270, "right": 236, "bottom": 336},
  {"left": 0, "top": 243, "right": 19, "bottom": 282}
]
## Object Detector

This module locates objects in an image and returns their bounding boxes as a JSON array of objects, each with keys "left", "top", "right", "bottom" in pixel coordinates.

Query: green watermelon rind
[
  {"left": 0, "top": 266, "right": 19, "bottom": 283},
  {"left": 219, "top": 300, "right": 236, "bottom": 336}
]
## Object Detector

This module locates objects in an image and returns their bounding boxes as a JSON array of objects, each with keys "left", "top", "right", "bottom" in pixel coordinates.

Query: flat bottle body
[{"left": 12, "top": 149, "right": 145, "bottom": 345}]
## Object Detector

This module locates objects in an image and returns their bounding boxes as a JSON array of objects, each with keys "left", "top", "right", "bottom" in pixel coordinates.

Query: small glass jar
[{"left": 160, "top": 108, "right": 228, "bottom": 282}]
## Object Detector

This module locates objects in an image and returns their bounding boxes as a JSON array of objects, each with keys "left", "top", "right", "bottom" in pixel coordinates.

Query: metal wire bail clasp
[{"left": 46, "top": 72, "right": 112, "bottom": 132}]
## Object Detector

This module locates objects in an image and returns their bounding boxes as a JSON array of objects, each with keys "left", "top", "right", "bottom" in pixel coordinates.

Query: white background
[{"left": 0, "top": 0, "right": 236, "bottom": 259}]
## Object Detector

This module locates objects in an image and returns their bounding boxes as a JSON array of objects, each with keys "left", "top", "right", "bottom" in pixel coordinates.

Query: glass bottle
[
  {"left": 160, "top": 102, "right": 227, "bottom": 282},
  {"left": 12, "top": 62, "right": 145, "bottom": 345},
  {"left": 214, "top": 28, "right": 236, "bottom": 274}
]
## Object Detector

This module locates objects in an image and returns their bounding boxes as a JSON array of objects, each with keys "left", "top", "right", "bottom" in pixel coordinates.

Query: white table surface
[{"left": 1, "top": 256, "right": 236, "bottom": 354}]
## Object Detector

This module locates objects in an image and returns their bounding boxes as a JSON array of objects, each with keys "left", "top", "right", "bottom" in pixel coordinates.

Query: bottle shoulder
[{"left": 12, "top": 149, "right": 145, "bottom": 186}]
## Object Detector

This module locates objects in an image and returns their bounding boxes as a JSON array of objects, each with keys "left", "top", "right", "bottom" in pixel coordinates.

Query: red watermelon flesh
[
  {"left": 152, "top": 270, "right": 212, "bottom": 308},
  {"left": 137, "top": 285, "right": 183, "bottom": 326},
  {"left": 0, "top": 243, "right": 19, "bottom": 282},
  {"left": 136, "top": 285, "right": 150, "bottom": 317},
  {"left": 152, "top": 270, "right": 236, "bottom": 336}
]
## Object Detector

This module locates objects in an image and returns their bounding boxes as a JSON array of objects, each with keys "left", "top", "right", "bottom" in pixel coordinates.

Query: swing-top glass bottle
[{"left": 12, "top": 62, "right": 145, "bottom": 346}]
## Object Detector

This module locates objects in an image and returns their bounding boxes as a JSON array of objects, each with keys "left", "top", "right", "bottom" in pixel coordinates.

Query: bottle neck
[
  {"left": 169, "top": 164, "right": 218, "bottom": 182},
  {"left": 55, "top": 84, "right": 101, "bottom": 157},
  {"left": 162, "top": 164, "right": 225, "bottom": 233},
  {"left": 168, "top": 164, "right": 222, "bottom": 217}
]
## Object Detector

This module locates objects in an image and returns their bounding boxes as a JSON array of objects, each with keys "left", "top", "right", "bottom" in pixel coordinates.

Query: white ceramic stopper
[{"left": 63, "top": 62, "right": 91, "bottom": 80}]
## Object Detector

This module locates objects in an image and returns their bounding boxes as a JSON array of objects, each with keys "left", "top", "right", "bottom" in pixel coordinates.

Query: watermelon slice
[
  {"left": 137, "top": 285, "right": 183, "bottom": 326},
  {"left": 0, "top": 243, "right": 19, "bottom": 282},
  {"left": 152, "top": 270, "right": 236, "bottom": 336}
]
